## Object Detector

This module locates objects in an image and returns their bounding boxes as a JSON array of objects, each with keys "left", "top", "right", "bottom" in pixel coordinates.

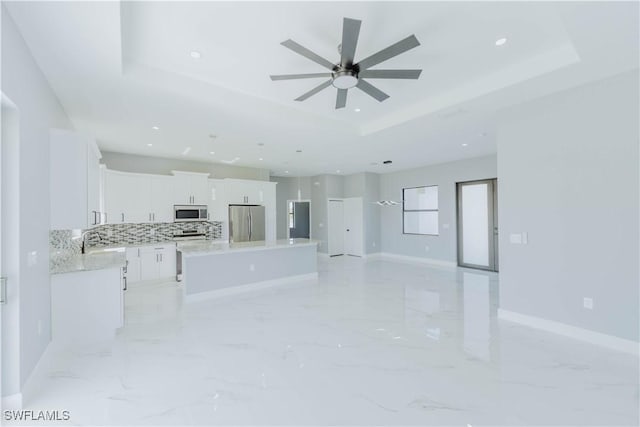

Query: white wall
[
  {"left": 497, "top": 70, "right": 639, "bottom": 342},
  {"left": 379, "top": 155, "right": 497, "bottom": 262},
  {"left": 1, "top": 6, "right": 74, "bottom": 395},
  {"left": 101, "top": 151, "right": 270, "bottom": 181}
]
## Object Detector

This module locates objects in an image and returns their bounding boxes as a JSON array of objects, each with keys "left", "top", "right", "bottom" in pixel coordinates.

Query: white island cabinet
[
  {"left": 180, "top": 239, "right": 318, "bottom": 302},
  {"left": 51, "top": 266, "right": 124, "bottom": 346}
]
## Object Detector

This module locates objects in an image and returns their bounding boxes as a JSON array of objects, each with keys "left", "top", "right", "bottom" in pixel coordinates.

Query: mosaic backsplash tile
[
  {"left": 50, "top": 221, "right": 222, "bottom": 252},
  {"left": 83, "top": 221, "right": 223, "bottom": 247}
]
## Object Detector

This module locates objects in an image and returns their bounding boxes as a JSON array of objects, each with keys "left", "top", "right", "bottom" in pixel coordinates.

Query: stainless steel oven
[{"left": 174, "top": 205, "right": 208, "bottom": 222}]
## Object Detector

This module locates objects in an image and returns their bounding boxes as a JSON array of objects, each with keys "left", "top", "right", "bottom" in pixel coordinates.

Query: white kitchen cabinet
[
  {"left": 172, "top": 171, "right": 210, "bottom": 205},
  {"left": 125, "top": 247, "right": 141, "bottom": 283},
  {"left": 50, "top": 129, "right": 102, "bottom": 229},
  {"left": 150, "top": 175, "right": 175, "bottom": 222},
  {"left": 105, "top": 170, "right": 179, "bottom": 224},
  {"left": 87, "top": 142, "right": 102, "bottom": 227},
  {"left": 130, "top": 244, "right": 176, "bottom": 283},
  {"left": 207, "top": 179, "right": 227, "bottom": 221},
  {"left": 51, "top": 266, "right": 124, "bottom": 346}
]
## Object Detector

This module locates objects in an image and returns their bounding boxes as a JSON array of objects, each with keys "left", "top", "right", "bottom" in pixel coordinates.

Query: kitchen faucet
[{"left": 78, "top": 229, "right": 102, "bottom": 254}]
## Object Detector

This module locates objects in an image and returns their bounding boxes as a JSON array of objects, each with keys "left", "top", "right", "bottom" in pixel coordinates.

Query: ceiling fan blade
[
  {"left": 356, "top": 79, "right": 389, "bottom": 102},
  {"left": 335, "top": 89, "right": 348, "bottom": 109},
  {"left": 270, "top": 73, "right": 333, "bottom": 81},
  {"left": 294, "top": 79, "right": 333, "bottom": 101},
  {"left": 281, "top": 39, "right": 336, "bottom": 70},
  {"left": 340, "top": 18, "right": 362, "bottom": 67},
  {"left": 358, "top": 69, "right": 422, "bottom": 79},
  {"left": 356, "top": 35, "right": 420, "bottom": 70}
]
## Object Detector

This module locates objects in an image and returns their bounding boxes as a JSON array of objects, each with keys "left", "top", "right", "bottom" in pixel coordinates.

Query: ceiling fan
[{"left": 270, "top": 17, "right": 422, "bottom": 109}]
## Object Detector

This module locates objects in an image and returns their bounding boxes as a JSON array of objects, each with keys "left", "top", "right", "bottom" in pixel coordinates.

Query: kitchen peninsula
[{"left": 179, "top": 238, "right": 318, "bottom": 302}]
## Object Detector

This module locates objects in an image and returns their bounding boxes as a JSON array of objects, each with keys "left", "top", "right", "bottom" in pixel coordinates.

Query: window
[{"left": 403, "top": 185, "right": 439, "bottom": 235}]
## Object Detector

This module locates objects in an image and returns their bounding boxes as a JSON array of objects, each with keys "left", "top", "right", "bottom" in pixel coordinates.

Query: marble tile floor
[{"left": 13, "top": 256, "right": 640, "bottom": 426}]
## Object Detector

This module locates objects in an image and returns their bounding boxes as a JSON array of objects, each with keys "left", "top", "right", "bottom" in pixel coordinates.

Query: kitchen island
[{"left": 180, "top": 238, "right": 318, "bottom": 302}]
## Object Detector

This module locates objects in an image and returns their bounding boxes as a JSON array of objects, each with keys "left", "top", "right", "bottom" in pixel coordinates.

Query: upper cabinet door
[
  {"left": 190, "top": 175, "right": 209, "bottom": 205},
  {"left": 150, "top": 175, "right": 175, "bottom": 223},
  {"left": 207, "top": 179, "right": 227, "bottom": 221},
  {"left": 50, "top": 129, "right": 89, "bottom": 230},
  {"left": 171, "top": 171, "right": 210, "bottom": 205},
  {"left": 104, "top": 170, "right": 151, "bottom": 223},
  {"left": 86, "top": 140, "right": 102, "bottom": 227}
]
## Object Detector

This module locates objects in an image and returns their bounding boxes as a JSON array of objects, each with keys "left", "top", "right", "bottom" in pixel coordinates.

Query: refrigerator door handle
[{"left": 248, "top": 211, "right": 252, "bottom": 241}]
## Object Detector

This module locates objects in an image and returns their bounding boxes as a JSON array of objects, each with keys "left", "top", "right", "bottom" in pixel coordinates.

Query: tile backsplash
[
  {"left": 50, "top": 221, "right": 223, "bottom": 254},
  {"left": 84, "top": 221, "right": 223, "bottom": 247}
]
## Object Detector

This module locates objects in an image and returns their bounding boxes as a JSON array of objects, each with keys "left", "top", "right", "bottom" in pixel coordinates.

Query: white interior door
[
  {"left": 343, "top": 197, "right": 363, "bottom": 257},
  {"left": 1, "top": 95, "right": 21, "bottom": 399},
  {"left": 328, "top": 200, "right": 344, "bottom": 256}
]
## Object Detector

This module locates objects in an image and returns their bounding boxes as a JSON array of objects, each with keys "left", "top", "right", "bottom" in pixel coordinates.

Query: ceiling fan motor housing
[{"left": 331, "top": 67, "right": 359, "bottom": 89}]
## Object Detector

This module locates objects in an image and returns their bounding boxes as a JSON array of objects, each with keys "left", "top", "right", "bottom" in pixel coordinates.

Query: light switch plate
[
  {"left": 510, "top": 233, "right": 522, "bottom": 244},
  {"left": 583, "top": 297, "right": 594, "bottom": 310}
]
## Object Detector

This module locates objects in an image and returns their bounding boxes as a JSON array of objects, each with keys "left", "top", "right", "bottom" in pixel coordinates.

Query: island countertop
[{"left": 178, "top": 238, "right": 318, "bottom": 257}]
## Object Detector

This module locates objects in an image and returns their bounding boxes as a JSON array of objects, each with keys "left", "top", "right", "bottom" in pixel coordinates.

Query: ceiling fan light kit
[{"left": 270, "top": 17, "right": 422, "bottom": 109}]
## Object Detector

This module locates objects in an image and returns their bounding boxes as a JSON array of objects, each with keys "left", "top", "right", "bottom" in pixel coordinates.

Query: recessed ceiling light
[
  {"left": 495, "top": 37, "right": 507, "bottom": 46},
  {"left": 259, "top": 158, "right": 263, "bottom": 161},
  {"left": 336, "top": 170, "right": 341, "bottom": 173},
  {"left": 462, "top": 143, "right": 469, "bottom": 147},
  {"left": 209, "top": 151, "right": 215, "bottom": 155},
  {"left": 152, "top": 126, "right": 159, "bottom": 130},
  {"left": 182, "top": 147, "right": 191, "bottom": 155},
  {"left": 190, "top": 51, "right": 202, "bottom": 59},
  {"left": 354, "top": 108, "right": 361, "bottom": 112},
  {"left": 285, "top": 171, "right": 289, "bottom": 174},
  {"left": 147, "top": 143, "right": 153, "bottom": 147}
]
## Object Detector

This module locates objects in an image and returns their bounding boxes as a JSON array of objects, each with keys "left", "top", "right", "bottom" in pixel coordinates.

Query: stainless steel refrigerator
[{"left": 229, "top": 205, "right": 266, "bottom": 243}]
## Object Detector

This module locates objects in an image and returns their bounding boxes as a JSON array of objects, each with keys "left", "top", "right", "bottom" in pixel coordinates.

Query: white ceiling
[{"left": 4, "top": 1, "right": 639, "bottom": 176}]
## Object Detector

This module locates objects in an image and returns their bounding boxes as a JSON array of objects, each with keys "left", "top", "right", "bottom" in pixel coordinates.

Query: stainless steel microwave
[{"left": 174, "top": 205, "right": 208, "bottom": 222}]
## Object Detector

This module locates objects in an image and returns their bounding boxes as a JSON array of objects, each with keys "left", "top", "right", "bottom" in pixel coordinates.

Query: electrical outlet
[{"left": 583, "top": 297, "right": 594, "bottom": 310}]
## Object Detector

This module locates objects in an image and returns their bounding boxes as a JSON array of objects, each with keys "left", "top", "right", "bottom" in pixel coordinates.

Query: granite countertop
[
  {"left": 179, "top": 238, "right": 319, "bottom": 256},
  {"left": 50, "top": 250, "right": 127, "bottom": 275}
]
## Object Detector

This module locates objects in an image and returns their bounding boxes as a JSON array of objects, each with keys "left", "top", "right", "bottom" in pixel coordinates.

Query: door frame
[
  {"left": 285, "top": 199, "right": 312, "bottom": 239},
  {"left": 456, "top": 178, "right": 499, "bottom": 272}
]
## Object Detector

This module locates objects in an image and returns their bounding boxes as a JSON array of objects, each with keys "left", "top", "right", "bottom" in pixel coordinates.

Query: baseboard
[
  {"left": 373, "top": 252, "right": 457, "bottom": 268},
  {"left": 498, "top": 309, "right": 639, "bottom": 356},
  {"left": 2, "top": 341, "right": 55, "bottom": 409},
  {"left": 185, "top": 272, "right": 318, "bottom": 303}
]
